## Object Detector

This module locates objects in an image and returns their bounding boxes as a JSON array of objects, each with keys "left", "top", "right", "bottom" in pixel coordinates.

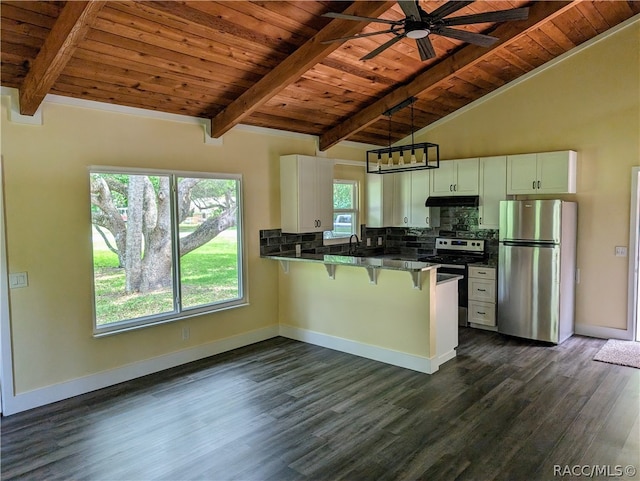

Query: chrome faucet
[{"left": 348, "top": 234, "right": 360, "bottom": 255}]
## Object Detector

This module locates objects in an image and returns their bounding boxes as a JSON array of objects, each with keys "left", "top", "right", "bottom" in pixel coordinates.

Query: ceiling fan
[{"left": 322, "top": 1, "right": 529, "bottom": 61}]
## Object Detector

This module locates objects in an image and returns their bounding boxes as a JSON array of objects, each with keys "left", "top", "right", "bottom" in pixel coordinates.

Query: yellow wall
[
  {"left": 0, "top": 97, "right": 365, "bottom": 394},
  {"left": 278, "top": 262, "right": 435, "bottom": 357},
  {"left": 415, "top": 20, "right": 640, "bottom": 332}
]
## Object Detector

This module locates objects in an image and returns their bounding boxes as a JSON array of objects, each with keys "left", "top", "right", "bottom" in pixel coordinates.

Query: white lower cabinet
[
  {"left": 468, "top": 266, "right": 497, "bottom": 330},
  {"left": 468, "top": 301, "right": 496, "bottom": 326}
]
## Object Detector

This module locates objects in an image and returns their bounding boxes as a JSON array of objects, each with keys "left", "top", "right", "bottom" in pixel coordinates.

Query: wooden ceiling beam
[
  {"left": 319, "top": 1, "right": 576, "bottom": 151},
  {"left": 19, "top": 1, "right": 105, "bottom": 116},
  {"left": 209, "top": 1, "right": 396, "bottom": 139}
]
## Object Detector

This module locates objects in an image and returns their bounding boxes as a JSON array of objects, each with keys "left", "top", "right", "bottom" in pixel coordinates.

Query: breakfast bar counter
[
  {"left": 265, "top": 253, "right": 459, "bottom": 374},
  {"left": 264, "top": 253, "right": 440, "bottom": 289}
]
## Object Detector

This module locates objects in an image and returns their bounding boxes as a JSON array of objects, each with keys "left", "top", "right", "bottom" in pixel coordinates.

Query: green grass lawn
[{"left": 93, "top": 229, "right": 239, "bottom": 325}]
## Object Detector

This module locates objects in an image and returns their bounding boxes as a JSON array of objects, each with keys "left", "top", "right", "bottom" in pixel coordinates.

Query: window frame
[
  {"left": 324, "top": 179, "right": 359, "bottom": 245},
  {"left": 89, "top": 166, "right": 247, "bottom": 337}
]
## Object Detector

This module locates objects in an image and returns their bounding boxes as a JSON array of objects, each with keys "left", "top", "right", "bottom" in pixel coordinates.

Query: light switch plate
[
  {"left": 615, "top": 246, "right": 628, "bottom": 257},
  {"left": 9, "top": 272, "right": 28, "bottom": 288}
]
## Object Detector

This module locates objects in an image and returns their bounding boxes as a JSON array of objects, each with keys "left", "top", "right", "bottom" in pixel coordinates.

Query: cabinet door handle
[
  {"left": 453, "top": 184, "right": 457, "bottom": 192},
  {"left": 450, "top": 184, "right": 453, "bottom": 192},
  {"left": 532, "top": 180, "right": 536, "bottom": 189},
  {"left": 426, "top": 217, "right": 429, "bottom": 224},
  {"left": 479, "top": 217, "right": 482, "bottom": 224},
  {"left": 537, "top": 180, "right": 541, "bottom": 189},
  {"left": 404, "top": 216, "right": 408, "bottom": 224}
]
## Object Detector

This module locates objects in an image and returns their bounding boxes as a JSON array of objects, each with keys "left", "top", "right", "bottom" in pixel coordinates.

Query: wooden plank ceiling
[{"left": 2, "top": 1, "right": 639, "bottom": 149}]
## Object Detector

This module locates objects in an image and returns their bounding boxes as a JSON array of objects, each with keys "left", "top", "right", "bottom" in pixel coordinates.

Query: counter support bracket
[
  {"left": 366, "top": 267, "right": 379, "bottom": 285},
  {"left": 325, "top": 264, "right": 336, "bottom": 279},
  {"left": 410, "top": 271, "right": 422, "bottom": 290},
  {"left": 279, "top": 260, "right": 290, "bottom": 273}
]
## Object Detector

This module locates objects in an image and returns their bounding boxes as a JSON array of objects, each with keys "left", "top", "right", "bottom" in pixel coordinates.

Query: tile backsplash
[{"left": 260, "top": 207, "right": 498, "bottom": 261}]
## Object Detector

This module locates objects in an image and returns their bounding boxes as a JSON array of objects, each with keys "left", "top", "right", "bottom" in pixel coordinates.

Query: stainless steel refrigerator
[{"left": 498, "top": 200, "right": 577, "bottom": 344}]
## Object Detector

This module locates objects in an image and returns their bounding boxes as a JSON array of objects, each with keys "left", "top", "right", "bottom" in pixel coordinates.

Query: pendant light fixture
[{"left": 366, "top": 97, "right": 439, "bottom": 174}]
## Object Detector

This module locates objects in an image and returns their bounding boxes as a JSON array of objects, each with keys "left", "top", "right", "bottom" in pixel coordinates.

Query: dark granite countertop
[{"left": 262, "top": 253, "right": 440, "bottom": 273}]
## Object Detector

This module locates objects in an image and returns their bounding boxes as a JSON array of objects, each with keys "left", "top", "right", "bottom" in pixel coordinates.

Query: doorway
[{"left": 630, "top": 167, "right": 640, "bottom": 341}]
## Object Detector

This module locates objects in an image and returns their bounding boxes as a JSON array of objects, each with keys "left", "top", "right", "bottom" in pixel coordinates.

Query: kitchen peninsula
[{"left": 265, "top": 253, "right": 460, "bottom": 374}]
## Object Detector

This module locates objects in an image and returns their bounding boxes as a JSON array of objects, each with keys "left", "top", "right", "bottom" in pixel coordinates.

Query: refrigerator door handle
[{"left": 502, "top": 240, "right": 557, "bottom": 247}]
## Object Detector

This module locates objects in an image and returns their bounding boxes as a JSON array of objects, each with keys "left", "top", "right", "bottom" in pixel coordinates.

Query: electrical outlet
[
  {"left": 181, "top": 326, "right": 190, "bottom": 341},
  {"left": 377, "top": 237, "right": 383, "bottom": 246},
  {"left": 366, "top": 238, "right": 371, "bottom": 247},
  {"left": 295, "top": 244, "right": 301, "bottom": 256},
  {"left": 615, "top": 246, "right": 628, "bottom": 257}
]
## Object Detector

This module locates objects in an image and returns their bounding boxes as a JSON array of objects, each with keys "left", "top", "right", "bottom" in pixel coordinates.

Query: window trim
[
  {"left": 89, "top": 166, "right": 247, "bottom": 336},
  {"left": 324, "top": 179, "right": 359, "bottom": 246}
]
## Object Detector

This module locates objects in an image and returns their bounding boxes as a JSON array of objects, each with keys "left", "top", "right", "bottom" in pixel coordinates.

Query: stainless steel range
[{"left": 420, "top": 237, "right": 487, "bottom": 326}]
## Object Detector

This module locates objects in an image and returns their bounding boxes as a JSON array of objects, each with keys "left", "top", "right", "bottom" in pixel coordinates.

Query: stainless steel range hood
[{"left": 425, "top": 195, "right": 479, "bottom": 207}]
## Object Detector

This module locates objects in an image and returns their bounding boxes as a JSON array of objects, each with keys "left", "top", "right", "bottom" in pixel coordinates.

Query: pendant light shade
[{"left": 366, "top": 97, "right": 439, "bottom": 174}]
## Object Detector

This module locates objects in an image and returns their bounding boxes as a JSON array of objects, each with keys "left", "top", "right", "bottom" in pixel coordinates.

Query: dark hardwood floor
[{"left": 1, "top": 328, "right": 639, "bottom": 481}]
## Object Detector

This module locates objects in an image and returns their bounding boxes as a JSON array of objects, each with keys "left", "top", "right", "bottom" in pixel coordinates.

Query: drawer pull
[
  {"left": 477, "top": 311, "right": 486, "bottom": 315},
  {"left": 477, "top": 288, "right": 486, "bottom": 292},
  {"left": 477, "top": 271, "right": 486, "bottom": 274}
]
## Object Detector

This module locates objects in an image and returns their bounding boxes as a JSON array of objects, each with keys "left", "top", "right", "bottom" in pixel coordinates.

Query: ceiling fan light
[{"left": 406, "top": 29, "right": 430, "bottom": 39}]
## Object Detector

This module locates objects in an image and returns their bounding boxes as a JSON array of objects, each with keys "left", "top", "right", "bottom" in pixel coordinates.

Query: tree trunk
[
  {"left": 124, "top": 176, "right": 145, "bottom": 293},
  {"left": 139, "top": 177, "right": 173, "bottom": 291}
]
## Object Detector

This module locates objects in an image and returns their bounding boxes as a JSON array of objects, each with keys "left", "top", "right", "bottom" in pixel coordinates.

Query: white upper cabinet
[
  {"left": 478, "top": 156, "right": 507, "bottom": 230},
  {"left": 280, "top": 155, "right": 334, "bottom": 233},
  {"left": 367, "top": 170, "right": 440, "bottom": 228},
  {"left": 367, "top": 173, "right": 394, "bottom": 228},
  {"left": 507, "top": 150, "right": 577, "bottom": 195},
  {"left": 392, "top": 171, "right": 411, "bottom": 227},
  {"left": 430, "top": 158, "right": 479, "bottom": 196},
  {"left": 410, "top": 170, "right": 440, "bottom": 228}
]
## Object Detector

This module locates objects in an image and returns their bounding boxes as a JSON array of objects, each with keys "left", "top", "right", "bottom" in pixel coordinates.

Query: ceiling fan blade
[
  {"left": 433, "top": 27, "right": 498, "bottom": 47},
  {"left": 321, "top": 28, "right": 399, "bottom": 44},
  {"left": 397, "top": 0, "right": 422, "bottom": 21},
  {"left": 427, "top": 1, "right": 474, "bottom": 21},
  {"left": 322, "top": 11, "right": 400, "bottom": 26},
  {"left": 416, "top": 36, "right": 436, "bottom": 61},
  {"left": 361, "top": 34, "right": 405, "bottom": 60},
  {"left": 443, "top": 7, "right": 530, "bottom": 26}
]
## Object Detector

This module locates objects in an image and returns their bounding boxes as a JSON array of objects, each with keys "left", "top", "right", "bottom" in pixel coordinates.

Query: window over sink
[{"left": 324, "top": 179, "right": 359, "bottom": 244}]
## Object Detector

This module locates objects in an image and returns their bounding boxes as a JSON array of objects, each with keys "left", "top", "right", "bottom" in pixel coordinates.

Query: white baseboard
[
  {"left": 574, "top": 323, "right": 634, "bottom": 341},
  {"left": 436, "top": 349, "right": 457, "bottom": 366},
  {"left": 279, "top": 324, "right": 441, "bottom": 374},
  {"left": 2, "top": 326, "right": 279, "bottom": 416}
]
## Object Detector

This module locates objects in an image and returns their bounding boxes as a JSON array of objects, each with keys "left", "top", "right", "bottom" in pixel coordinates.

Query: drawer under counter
[
  {"left": 469, "top": 278, "right": 496, "bottom": 302},
  {"left": 468, "top": 266, "right": 496, "bottom": 280},
  {"left": 468, "top": 300, "right": 496, "bottom": 326}
]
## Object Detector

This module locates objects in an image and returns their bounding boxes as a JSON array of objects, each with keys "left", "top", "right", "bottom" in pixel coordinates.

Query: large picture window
[{"left": 90, "top": 168, "right": 245, "bottom": 334}]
